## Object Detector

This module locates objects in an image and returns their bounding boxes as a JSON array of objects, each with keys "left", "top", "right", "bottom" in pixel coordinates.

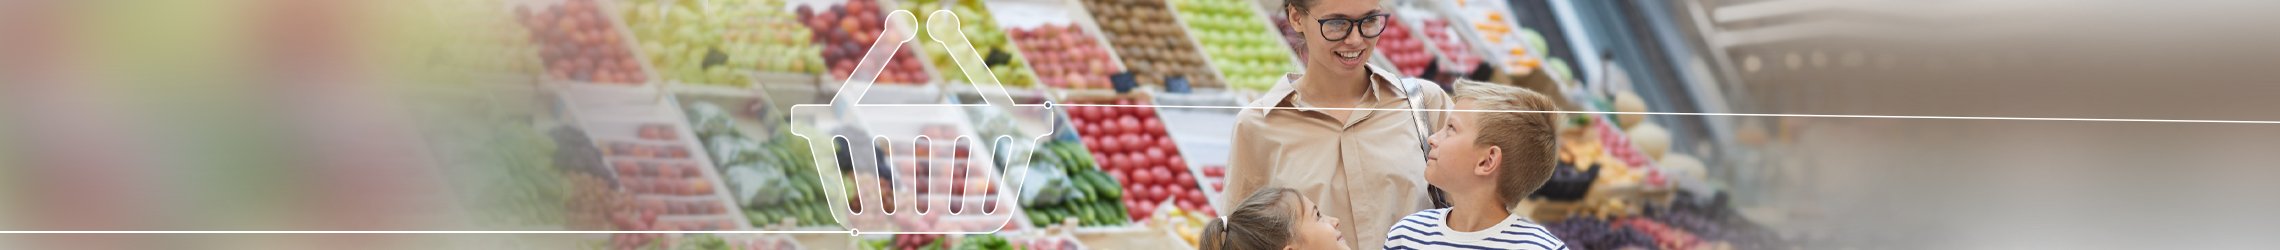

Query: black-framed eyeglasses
[{"left": 1316, "top": 13, "right": 1390, "bottom": 41}]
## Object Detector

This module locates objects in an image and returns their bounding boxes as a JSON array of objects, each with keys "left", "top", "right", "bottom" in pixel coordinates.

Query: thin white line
[{"left": 1059, "top": 104, "right": 2280, "bottom": 125}]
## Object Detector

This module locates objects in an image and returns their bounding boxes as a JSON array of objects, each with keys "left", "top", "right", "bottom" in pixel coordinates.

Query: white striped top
[{"left": 1382, "top": 208, "right": 1568, "bottom": 250}]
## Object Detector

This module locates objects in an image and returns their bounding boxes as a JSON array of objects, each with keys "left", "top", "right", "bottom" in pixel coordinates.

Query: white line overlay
[
  {"left": 7, "top": 106, "right": 2268, "bottom": 235},
  {"left": 1052, "top": 103, "right": 2280, "bottom": 125}
]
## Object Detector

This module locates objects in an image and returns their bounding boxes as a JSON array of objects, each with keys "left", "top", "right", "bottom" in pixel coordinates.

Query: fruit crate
[
  {"left": 614, "top": 0, "right": 830, "bottom": 88},
  {"left": 1057, "top": 90, "right": 1219, "bottom": 220},
  {"left": 669, "top": 88, "right": 853, "bottom": 231},
  {"left": 1366, "top": 5, "right": 1456, "bottom": 78},
  {"left": 954, "top": 89, "right": 1150, "bottom": 232},
  {"left": 785, "top": 0, "right": 950, "bottom": 87},
  {"left": 507, "top": 0, "right": 662, "bottom": 86},
  {"left": 990, "top": 0, "right": 1131, "bottom": 91},
  {"left": 785, "top": 11, "right": 1049, "bottom": 233},
  {"left": 898, "top": 0, "right": 1050, "bottom": 89},
  {"left": 550, "top": 83, "right": 749, "bottom": 231},
  {"left": 1166, "top": 0, "right": 1301, "bottom": 91},
  {"left": 1072, "top": 0, "right": 1229, "bottom": 90},
  {"left": 1399, "top": 7, "right": 1489, "bottom": 79},
  {"left": 1425, "top": 0, "right": 1548, "bottom": 75},
  {"left": 1008, "top": 232, "right": 1093, "bottom": 250},
  {"left": 1146, "top": 92, "right": 1243, "bottom": 212}
]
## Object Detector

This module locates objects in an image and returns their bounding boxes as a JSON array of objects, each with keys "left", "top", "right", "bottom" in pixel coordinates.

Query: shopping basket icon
[{"left": 788, "top": 10, "right": 1053, "bottom": 234}]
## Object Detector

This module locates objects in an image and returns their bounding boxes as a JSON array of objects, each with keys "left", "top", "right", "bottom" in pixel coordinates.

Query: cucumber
[
  {"left": 1027, "top": 209, "right": 1051, "bottom": 226},
  {"left": 1085, "top": 171, "right": 1121, "bottom": 199}
]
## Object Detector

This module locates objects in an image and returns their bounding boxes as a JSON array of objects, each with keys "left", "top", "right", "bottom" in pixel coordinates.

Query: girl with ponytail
[{"left": 1199, "top": 187, "right": 1349, "bottom": 250}]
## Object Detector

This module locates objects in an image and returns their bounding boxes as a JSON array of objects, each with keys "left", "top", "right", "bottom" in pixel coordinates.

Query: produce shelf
[
  {"left": 509, "top": 0, "right": 662, "bottom": 86},
  {"left": 991, "top": 0, "right": 1131, "bottom": 91},
  {"left": 1166, "top": 0, "right": 1300, "bottom": 91}
]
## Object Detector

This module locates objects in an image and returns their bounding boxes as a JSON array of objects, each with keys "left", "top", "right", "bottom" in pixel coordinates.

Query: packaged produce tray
[{"left": 506, "top": 0, "right": 661, "bottom": 85}]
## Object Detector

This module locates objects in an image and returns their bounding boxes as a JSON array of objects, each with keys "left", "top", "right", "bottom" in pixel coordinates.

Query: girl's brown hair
[{"left": 1198, "top": 187, "right": 1306, "bottom": 250}]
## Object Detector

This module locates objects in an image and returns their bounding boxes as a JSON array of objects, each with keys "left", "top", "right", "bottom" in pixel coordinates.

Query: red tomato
[
  {"left": 1090, "top": 152, "right": 1109, "bottom": 167},
  {"left": 1184, "top": 190, "right": 1206, "bottom": 203},
  {"left": 1100, "top": 135, "right": 1123, "bottom": 152},
  {"left": 1147, "top": 185, "right": 1169, "bottom": 202},
  {"left": 1150, "top": 168, "right": 1175, "bottom": 185},
  {"left": 1118, "top": 116, "right": 1141, "bottom": 135},
  {"left": 1108, "top": 170, "right": 1129, "bottom": 184},
  {"left": 1169, "top": 156, "right": 1187, "bottom": 170},
  {"left": 1135, "top": 165, "right": 1159, "bottom": 184},
  {"left": 1168, "top": 185, "right": 1189, "bottom": 201},
  {"left": 1100, "top": 153, "right": 1120, "bottom": 170},
  {"left": 1176, "top": 171, "right": 1194, "bottom": 186},
  {"left": 1127, "top": 153, "right": 1149, "bottom": 170},
  {"left": 1158, "top": 136, "right": 1179, "bottom": 151},
  {"left": 1080, "top": 137, "right": 1098, "bottom": 153},
  {"left": 1135, "top": 184, "right": 1156, "bottom": 201},
  {"left": 1144, "top": 148, "right": 1167, "bottom": 166},
  {"left": 1202, "top": 164, "right": 1221, "bottom": 177},
  {"left": 1144, "top": 118, "right": 1165, "bottom": 134},
  {"left": 1136, "top": 105, "right": 1155, "bottom": 117},
  {"left": 1122, "top": 134, "right": 1146, "bottom": 153}
]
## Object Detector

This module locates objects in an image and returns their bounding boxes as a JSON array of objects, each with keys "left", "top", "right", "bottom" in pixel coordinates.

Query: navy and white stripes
[{"left": 1382, "top": 208, "right": 1567, "bottom": 250}]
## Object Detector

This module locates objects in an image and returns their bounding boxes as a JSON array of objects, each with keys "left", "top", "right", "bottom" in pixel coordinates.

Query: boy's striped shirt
[{"left": 1383, "top": 208, "right": 1567, "bottom": 250}]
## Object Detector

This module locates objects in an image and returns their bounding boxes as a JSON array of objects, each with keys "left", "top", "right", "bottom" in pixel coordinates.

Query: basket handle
[
  {"left": 826, "top": 10, "right": 920, "bottom": 106},
  {"left": 924, "top": 10, "right": 1017, "bottom": 109}
]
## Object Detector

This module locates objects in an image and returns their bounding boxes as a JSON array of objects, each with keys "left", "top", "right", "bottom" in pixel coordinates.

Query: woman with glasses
[{"left": 1221, "top": 0, "right": 1451, "bottom": 249}]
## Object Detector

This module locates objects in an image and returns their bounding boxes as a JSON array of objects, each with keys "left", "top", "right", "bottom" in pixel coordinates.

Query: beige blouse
[{"left": 1224, "top": 65, "right": 1450, "bottom": 250}]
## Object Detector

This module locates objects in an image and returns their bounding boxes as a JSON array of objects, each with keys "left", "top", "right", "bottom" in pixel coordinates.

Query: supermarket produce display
[
  {"left": 1170, "top": 0, "right": 1296, "bottom": 91},
  {"left": 371, "top": 0, "right": 1789, "bottom": 248},
  {"left": 1081, "top": 0, "right": 1223, "bottom": 89},
  {"left": 905, "top": 0, "right": 1042, "bottom": 87},
  {"left": 1417, "top": 16, "right": 1486, "bottom": 76},
  {"left": 800, "top": 0, "right": 934, "bottom": 84},
  {"left": 1374, "top": 17, "right": 1432, "bottom": 76},
  {"left": 1019, "top": 141, "right": 1131, "bottom": 227},
  {"left": 621, "top": 0, "right": 822, "bottom": 86},
  {"left": 1062, "top": 95, "right": 1213, "bottom": 219},
  {"left": 516, "top": 0, "right": 650, "bottom": 84},
  {"left": 390, "top": 0, "right": 541, "bottom": 81},
  {"left": 680, "top": 100, "right": 838, "bottom": 228},
  {"left": 1009, "top": 24, "right": 1121, "bottom": 90},
  {"left": 1444, "top": 0, "right": 1544, "bottom": 74}
]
